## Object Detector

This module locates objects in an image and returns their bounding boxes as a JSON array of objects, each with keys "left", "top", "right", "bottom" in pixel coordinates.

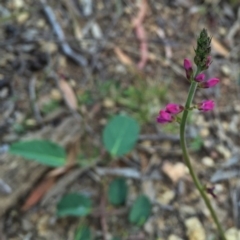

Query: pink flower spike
[
  {"left": 201, "top": 78, "right": 220, "bottom": 88},
  {"left": 194, "top": 73, "right": 205, "bottom": 82},
  {"left": 157, "top": 110, "right": 174, "bottom": 124},
  {"left": 165, "top": 103, "right": 184, "bottom": 114},
  {"left": 197, "top": 100, "right": 215, "bottom": 112},
  {"left": 184, "top": 59, "right": 192, "bottom": 70}
]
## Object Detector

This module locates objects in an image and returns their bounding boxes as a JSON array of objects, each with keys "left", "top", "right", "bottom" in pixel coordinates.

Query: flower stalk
[
  {"left": 180, "top": 71, "right": 227, "bottom": 240},
  {"left": 157, "top": 28, "right": 226, "bottom": 239}
]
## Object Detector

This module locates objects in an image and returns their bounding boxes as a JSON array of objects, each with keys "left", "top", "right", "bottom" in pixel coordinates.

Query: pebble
[
  {"left": 168, "top": 234, "right": 183, "bottom": 240},
  {"left": 144, "top": 217, "right": 155, "bottom": 235},
  {"left": 103, "top": 98, "right": 115, "bottom": 108},
  {"left": 216, "top": 145, "right": 231, "bottom": 159},
  {"left": 199, "top": 128, "right": 209, "bottom": 137},
  {"left": 221, "top": 65, "right": 231, "bottom": 76},
  {"left": 13, "top": 0, "right": 24, "bottom": 9},
  {"left": 185, "top": 217, "right": 205, "bottom": 240},
  {"left": 17, "top": 12, "right": 30, "bottom": 24},
  {"left": 225, "top": 228, "right": 240, "bottom": 240},
  {"left": 51, "top": 89, "right": 62, "bottom": 101},
  {"left": 157, "top": 190, "right": 175, "bottom": 204},
  {"left": 202, "top": 156, "right": 214, "bottom": 167},
  {"left": 142, "top": 180, "right": 155, "bottom": 201},
  {"left": 25, "top": 119, "right": 37, "bottom": 127}
]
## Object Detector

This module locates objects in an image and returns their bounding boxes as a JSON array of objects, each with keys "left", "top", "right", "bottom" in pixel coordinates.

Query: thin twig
[{"left": 40, "top": 0, "right": 87, "bottom": 66}]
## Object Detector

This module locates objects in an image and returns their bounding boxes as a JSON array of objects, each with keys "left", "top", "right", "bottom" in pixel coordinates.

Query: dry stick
[
  {"left": 40, "top": 0, "right": 87, "bottom": 66},
  {"left": 29, "top": 76, "right": 43, "bottom": 123}
]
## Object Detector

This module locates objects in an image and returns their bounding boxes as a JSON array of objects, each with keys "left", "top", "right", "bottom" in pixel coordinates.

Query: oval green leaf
[
  {"left": 103, "top": 115, "right": 140, "bottom": 156},
  {"left": 57, "top": 193, "right": 92, "bottom": 217},
  {"left": 129, "top": 195, "right": 151, "bottom": 226},
  {"left": 9, "top": 140, "right": 66, "bottom": 167},
  {"left": 74, "top": 225, "right": 92, "bottom": 240},
  {"left": 108, "top": 178, "right": 128, "bottom": 206}
]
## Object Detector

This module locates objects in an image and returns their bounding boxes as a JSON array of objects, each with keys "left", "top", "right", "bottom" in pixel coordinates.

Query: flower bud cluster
[
  {"left": 157, "top": 103, "right": 184, "bottom": 124},
  {"left": 185, "top": 58, "right": 219, "bottom": 112}
]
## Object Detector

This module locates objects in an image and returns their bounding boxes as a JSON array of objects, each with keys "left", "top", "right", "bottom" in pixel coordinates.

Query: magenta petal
[
  {"left": 202, "top": 78, "right": 220, "bottom": 88},
  {"left": 195, "top": 73, "right": 205, "bottom": 82},
  {"left": 157, "top": 110, "right": 174, "bottom": 124},
  {"left": 183, "top": 59, "right": 192, "bottom": 70},
  {"left": 198, "top": 100, "right": 215, "bottom": 112},
  {"left": 165, "top": 103, "right": 184, "bottom": 114}
]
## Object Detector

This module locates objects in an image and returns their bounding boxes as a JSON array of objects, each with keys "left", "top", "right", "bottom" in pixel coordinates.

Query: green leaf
[
  {"left": 74, "top": 225, "right": 92, "bottom": 240},
  {"left": 103, "top": 115, "right": 140, "bottom": 156},
  {"left": 129, "top": 195, "right": 151, "bottom": 226},
  {"left": 9, "top": 140, "right": 66, "bottom": 167},
  {"left": 108, "top": 178, "right": 128, "bottom": 206},
  {"left": 57, "top": 193, "right": 92, "bottom": 217}
]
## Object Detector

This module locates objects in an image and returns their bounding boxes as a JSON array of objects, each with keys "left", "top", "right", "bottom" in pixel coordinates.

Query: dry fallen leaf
[
  {"left": 114, "top": 47, "right": 134, "bottom": 66},
  {"left": 162, "top": 162, "right": 187, "bottom": 183},
  {"left": 59, "top": 78, "right": 78, "bottom": 111},
  {"left": 211, "top": 37, "right": 229, "bottom": 58},
  {"left": 21, "top": 178, "right": 55, "bottom": 211}
]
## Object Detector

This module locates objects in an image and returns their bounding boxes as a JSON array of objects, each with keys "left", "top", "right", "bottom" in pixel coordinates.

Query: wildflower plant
[{"left": 157, "top": 29, "right": 226, "bottom": 240}]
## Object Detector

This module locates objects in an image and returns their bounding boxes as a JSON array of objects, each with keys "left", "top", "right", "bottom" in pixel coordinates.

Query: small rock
[
  {"left": 168, "top": 234, "right": 183, "bottom": 240},
  {"left": 37, "top": 215, "right": 50, "bottom": 237},
  {"left": 157, "top": 190, "right": 175, "bottom": 205},
  {"left": 162, "top": 162, "right": 187, "bottom": 183},
  {"left": 225, "top": 228, "right": 240, "bottom": 240},
  {"left": 202, "top": 156, "right": 214, "bottom": 167},
  {"left": 36, "top": 19, "right": 46, "bottom": 28},
  {"left": 16, "top": 12, "right": 29, "bottom": 24},
  {"left": 142, "top": 181, "right": 155, "bottom": 201},
  {"left": 51, "top": 89, "right": 62, "bottom": 101},
  {"left": 25, "top": 119, "right": 37, "bottom": 127},
  {"left": 14, "top": 0, "right": 24, "bottom": 8},
  {"left": 221, "top": 65, "right": 231, "bottom": 76},
  {"left": 199, "top": 128, "right": 209, "bottom": 137},
  {"left": 22, "top": 219, "right": 33, "bottom": 231},
  {"left": 80, "top": 0, "right": 93, "bottom": 16},
  {"left": 185, "top": 217, "right": 205, "bottom": 240},
  {"left": 179, "top": 205, "right": 196, "bottom": 216},
  {"left": 91, "top": 22, "right": 103, "bottom": 39},
  {"left": 103, "top": 98, "right": 115, "bottom": 108},
  {"left": 41, "top": 42, "right": 58, "bottom": 54},
  {"left": 216, "top": 145, "right": 231, "bottom": 159},
  {"left": 144, "top": 217, "right": 154, "bottom": 235}
]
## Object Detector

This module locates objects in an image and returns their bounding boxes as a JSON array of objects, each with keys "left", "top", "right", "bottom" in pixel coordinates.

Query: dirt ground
[{"left": 0, "top": 0, "right": 240, "bottom": 239}]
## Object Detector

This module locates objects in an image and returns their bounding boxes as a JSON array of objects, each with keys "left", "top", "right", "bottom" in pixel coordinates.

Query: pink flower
[
  {"left": 165, "top": 103, "right": 184, "bottom": 114},
  {"left": 157, "top": 110, "right": 174, "bottom": 124},
  {"left": 197, "top": 100, "right": 215, "bottom": 112},
  {"left": 184, "top": 59, "right": 192, "bottom": 70},
  {"left": 183, "top": 58, "right": 193, "bottom": 80},
  {"left": 201, "top": 78, "right": 220, "bottom": 88},
  {"left": 194, "top": 73, "right": 205, "bottom": 82}
]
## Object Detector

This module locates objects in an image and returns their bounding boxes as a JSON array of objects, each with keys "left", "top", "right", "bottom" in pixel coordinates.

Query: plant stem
[{"left": 180, "top": 77, "right": 227, "bottom": 240}]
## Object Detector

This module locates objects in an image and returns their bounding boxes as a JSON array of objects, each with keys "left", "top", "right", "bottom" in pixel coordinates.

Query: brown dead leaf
[
  {"left": 59, "top": 78, "right": 78, "bottom": 111},
  {"left": 211, "top": 37, "right": 229, "bottom": 58},
  {"left": 47, "top": 138, "right": 80, "bottom": 178},
  {"left": 21, "top": 177, "right": 55, "bottom": 211},
  {"left": 162, "top": 162, "right": 187, "bottom": 183},
  {"left": 114, "top": 47, "right": 134, "bottom": 66}
]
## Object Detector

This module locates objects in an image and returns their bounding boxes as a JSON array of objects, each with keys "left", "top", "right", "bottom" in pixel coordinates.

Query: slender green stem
[{"left": 180, "top": 74, "right": 227, "bottom": 240}]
